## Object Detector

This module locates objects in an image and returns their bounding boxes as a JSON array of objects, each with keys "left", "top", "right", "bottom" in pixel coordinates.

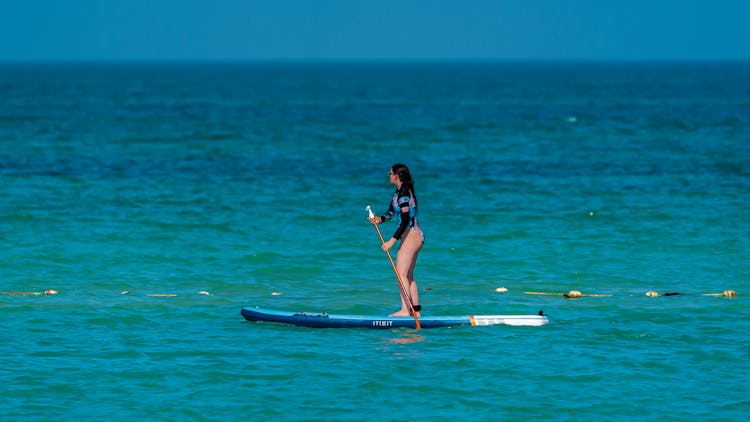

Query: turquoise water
[{"left": 2, "top": 61, "right": 749, "bottom": 421}]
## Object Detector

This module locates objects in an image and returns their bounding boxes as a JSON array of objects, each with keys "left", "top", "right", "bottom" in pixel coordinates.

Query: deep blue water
[{"left": 2, "top": 61, "right": 749, "bottom": 421}]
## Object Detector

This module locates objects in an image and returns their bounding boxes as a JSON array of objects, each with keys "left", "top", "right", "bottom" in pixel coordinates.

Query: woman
[{"left": 368, "top": 163, "right": 424, "bottom": 317}]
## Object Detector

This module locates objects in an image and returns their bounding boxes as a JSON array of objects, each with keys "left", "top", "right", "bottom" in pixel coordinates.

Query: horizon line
[{"left": 2, "top": 57, "right": 749, "bottom": 64}]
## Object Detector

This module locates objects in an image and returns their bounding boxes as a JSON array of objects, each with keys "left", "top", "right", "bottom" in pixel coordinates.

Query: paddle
[{"left": 366, "top": 205, "right": 421, "bottom": 329}]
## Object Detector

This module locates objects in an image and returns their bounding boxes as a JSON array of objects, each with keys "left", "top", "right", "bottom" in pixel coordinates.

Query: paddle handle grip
[{"left": 366, "top": 205, "right": 375, "bottom": 219}]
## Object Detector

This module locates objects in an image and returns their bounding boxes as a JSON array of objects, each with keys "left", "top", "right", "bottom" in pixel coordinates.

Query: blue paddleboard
[{"left": 241, "top": 306, "right": 548, "bottom": 329}]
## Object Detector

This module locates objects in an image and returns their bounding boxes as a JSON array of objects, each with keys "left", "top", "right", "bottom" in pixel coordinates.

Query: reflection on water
[{"left": 388, "top": 331, "right": 425, "bottom": 344}]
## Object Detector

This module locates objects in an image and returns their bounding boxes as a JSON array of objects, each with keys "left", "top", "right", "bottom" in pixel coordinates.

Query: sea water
[{"left": 1, "top": 61, "right": 749, "bottom": 421}]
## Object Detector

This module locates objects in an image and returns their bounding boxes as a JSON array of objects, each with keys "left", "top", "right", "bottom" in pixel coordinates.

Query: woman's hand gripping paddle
[{"left": 367, "top": 205, "right": 421, "bottom": 329}]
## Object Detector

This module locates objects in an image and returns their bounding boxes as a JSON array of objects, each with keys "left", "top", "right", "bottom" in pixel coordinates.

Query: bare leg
[{"left": 389, "top": 230, "right": 423, "bottom": 316}]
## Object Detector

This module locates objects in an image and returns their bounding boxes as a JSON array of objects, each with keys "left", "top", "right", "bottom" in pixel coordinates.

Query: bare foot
[{"left": 389, "top": 310, "right": 410, "bottom": 317}]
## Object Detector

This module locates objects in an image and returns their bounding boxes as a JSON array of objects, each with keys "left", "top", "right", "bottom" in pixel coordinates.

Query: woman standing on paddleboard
[{"left": 368, "top": 163, "right": 424, "bottom": 317}]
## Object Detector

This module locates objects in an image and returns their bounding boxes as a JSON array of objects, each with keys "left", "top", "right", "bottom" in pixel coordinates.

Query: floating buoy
[
  {"left": 564, "top": 290, "right": 582, "bottom": 299},
  {"left": 495, "top": 287, "right": 508, "bottom": 293},
  {"left": 524, "top": 291, "right": 612, "bottom": 298},
  {"left": 271, "top": 292, "right": 282, "bottom": 296},
  {"left": 703, "top": 289, "right": 737, "bottom": 298},
  {"left": 2, "top": 290, "right": 58, "bottom": 296}
]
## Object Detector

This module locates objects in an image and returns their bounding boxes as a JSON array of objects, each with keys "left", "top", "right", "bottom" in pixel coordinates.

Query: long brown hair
[{"left": 392, "top": 163, "right": 417, "bottom": 206}]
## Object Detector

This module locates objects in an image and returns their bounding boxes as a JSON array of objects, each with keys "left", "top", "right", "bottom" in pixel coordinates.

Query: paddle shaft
[{"left": 371, "top": 221, "right": 421, "bottom": 329}]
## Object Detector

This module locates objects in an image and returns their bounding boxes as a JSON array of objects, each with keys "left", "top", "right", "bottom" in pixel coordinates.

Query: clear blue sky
[{"left": 2, "top": 0, "right": 749, "bottom": 61}]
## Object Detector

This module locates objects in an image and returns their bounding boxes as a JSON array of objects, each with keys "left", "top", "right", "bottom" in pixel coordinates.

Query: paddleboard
[{"left": 241, "top": 306, "right": 548, "bottom": 329}]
